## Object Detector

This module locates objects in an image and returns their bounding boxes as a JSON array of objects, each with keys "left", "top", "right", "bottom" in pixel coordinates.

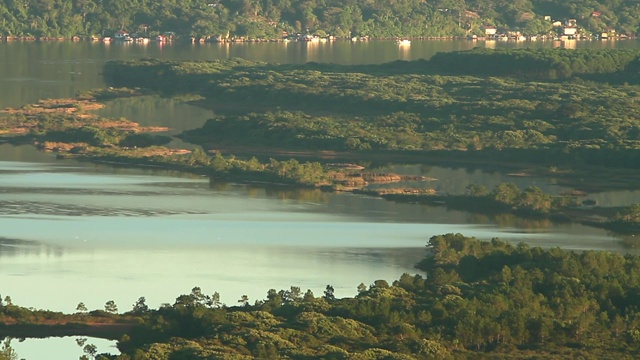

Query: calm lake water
[
  {"left": 2, "top": 39, "right": 640, "bottom": 358},
  {"left": 0, "top": 144, "right": 631, "bottom": 312},
  {"left": 2, "top": 38, "right": 640, "bottom": 107},
  {"left": 8, "top": 337, "right": 116, "bottom": 359}
]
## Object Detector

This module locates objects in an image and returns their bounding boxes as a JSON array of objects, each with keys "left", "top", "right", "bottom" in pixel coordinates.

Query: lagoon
[{"left": 0, "top": 144, "right": 631, "bottom": 316}]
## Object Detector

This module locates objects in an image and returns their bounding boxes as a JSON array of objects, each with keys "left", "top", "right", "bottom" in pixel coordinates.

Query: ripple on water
[{"left": 0, "top": 200, "right": 207, "bottom": 217}]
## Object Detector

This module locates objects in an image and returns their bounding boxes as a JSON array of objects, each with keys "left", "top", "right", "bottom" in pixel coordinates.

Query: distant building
[
  {"left": 484, "top": 26, "right": 497, "bottom": 36},
  {"left": 507, "top": 30, "right": 522, "bottom": 38},
  {"left": 552, "top": 21, "right": 563, "bottom": 27},
  {"left": 599, "top": 28, "right": 616, "bottom": 39},
  {"left": 564, "top": 27, "right": 578, "bottom": 36},
  {"left": 114, "top": 30, "right": 131, "bottom": 41},
  {"left": 544, "top": 15, "right": 551, "bottom": 21}
]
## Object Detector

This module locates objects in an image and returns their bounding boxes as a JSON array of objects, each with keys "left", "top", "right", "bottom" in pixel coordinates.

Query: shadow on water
[
  {"left": 0, "top": 200, "right": 207, "bottom": 217},
  {"left": 0, "top": 237, "right": 62, "bottom": 257},
  {"left": 611, "top": 232, "right": 640, "bottom": 249}
]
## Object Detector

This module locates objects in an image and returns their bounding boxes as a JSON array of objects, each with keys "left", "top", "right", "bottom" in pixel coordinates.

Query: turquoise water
[{"left": 0, "top": 145, "right": 628, "bottom": 316}]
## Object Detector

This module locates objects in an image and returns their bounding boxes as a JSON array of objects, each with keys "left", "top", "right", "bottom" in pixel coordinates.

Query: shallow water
[
  {"left": 6, "top": 336, "right": 116, "bottom": 360},
  {"left": 0, "top": 144, "right": 631, "bottom": 315}
]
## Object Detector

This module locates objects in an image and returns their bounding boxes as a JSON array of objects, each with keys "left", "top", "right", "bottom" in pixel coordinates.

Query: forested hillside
[
  {"left": 108, "top": 234, "right": 640, "bottom": 358},
  {"left": 0, "top": 0, "right": 639, "bottom": 39},
  {"left": 4, "top": 234, "right": 639, "bottom": 359}
]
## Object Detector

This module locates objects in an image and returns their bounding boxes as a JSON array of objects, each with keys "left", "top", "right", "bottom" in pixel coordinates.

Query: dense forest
[
  {"left": 103, "top": 49, "right": 640, "bottom": 170},
  {"left": 0, "top": 0, "right": 639, "bottom": 39},
  {"left": 5, "top": 234, "right": 640, "bottom": 359},
  {"left": 427, "top": 47, "right": 640, "bottom": 80}
]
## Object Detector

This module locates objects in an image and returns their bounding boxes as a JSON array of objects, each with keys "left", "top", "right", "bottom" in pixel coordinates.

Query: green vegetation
[
  {"left": 428, "top": 47, "right": 640, "bottom": 80},
  {"left": 105, "top": 51, "right": 640, "bottom": 170},
  {"left": 0, "top": 97, "right": 170, "bottom": 148},
  {"left": 0, "top": 339, "right": 17, "bottom": 360},
  {"left": 360, "top": 182, "right": 581, "bottom": 216},
  {"left": 0, "top": 0, "right": 639, "bottom": 39},
  {"left": 0, "top": 96, "right": 333, "bottom": 187},
  {"left": 7, "top": 234, "right": 640, "bottom": 358},
  {"left": 605, "top": 204, "right": 640, "bottom": 232},
  {"left": 7, "top": 51, "right": 640, "bottom": 226},
  {"left": 84, "top": 148, "right": 331, "bottom": 187}
]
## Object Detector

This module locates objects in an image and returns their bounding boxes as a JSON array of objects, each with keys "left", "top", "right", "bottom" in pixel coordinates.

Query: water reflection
[
  {"left": 398, "top": 43, "right": 411, "bottom": 61},
  {"left": 617, "top": 233, "right": 640, "bottom": 249},
  {"left": 0, "top": 155, "right": 433, "bottom": 311},
  {"left": 262, "top": 186, "right": 330, "bottom": 204},
  {"left": 0, "top": 200, "right": 207, "bottom": 217},
  {"left": 95, "top": 96, "right": 214, "bottom": 134},
  {"left": 367, "top": 163, "right": 569, "bottom": 195},
  {"left": 364, "top": 163, "right": 640, "bottom": 206},
  {"left": 5, "top": 336, "right": 117, "bottom": 360},
  {"left": 0, "top": 152, "right": 631, "bottom": 312},
  {"left": 469, "top": 213, "right": 556, "bottom": 230},
  {"left": 0, "top": 237, "right": 61, "bottom": 257},
  {"left": 2, "top": 40, "right": 640, "bottom": 108}
]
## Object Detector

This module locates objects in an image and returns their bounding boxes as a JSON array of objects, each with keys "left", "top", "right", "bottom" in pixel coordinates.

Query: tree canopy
[
  {"left": 0, "top": 0, "right": 638, "bottom": 38},
  {"left": 4, "top": 234, "right": 639, "bottom": 359},
  {"left": 104, "top": 52, "right": 640, "bottom": 171}
]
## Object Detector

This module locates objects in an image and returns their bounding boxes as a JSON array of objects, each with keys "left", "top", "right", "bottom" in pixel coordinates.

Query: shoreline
[
  {"left": 55, "top": 147, "right": 640, "bottom": 236},
  {"left": 0, "top": 322, "right": 134, "bottom": 340},
  {"left": 3, "top": 95, "right": 640, "bottom": 236},
  {"left": 0, "top": 35, "right": 634, "bottom": 43}
]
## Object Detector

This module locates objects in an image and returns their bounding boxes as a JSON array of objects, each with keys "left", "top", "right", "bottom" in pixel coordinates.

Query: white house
[
  {"left": 114, "top": 30, "right": 131, "bottom": 41},
  {"left": 484, "top": 26, "right": 497, "bottom": 36},
  {"left": 563, "top": 27, "right": 578, "bottom": 36}
]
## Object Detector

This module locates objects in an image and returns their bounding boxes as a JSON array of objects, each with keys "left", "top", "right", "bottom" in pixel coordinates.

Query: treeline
[
  {"left": 428, "top": 47, "right": 640, "bottom": 80},
  {"left": 0, "top": 0, "right": 639, "bottom": 39},
  {"left": 104, "top": 48, "right": 640, "bottom": 86},
  {"left": 104, "top": 51, "right": 640, "bottom": 170},
  {"left": 606, "top": 204, "right": 640, "bottom": 232},
  {"left": 80, "top": 147, "right": 332, "bottom": 187},
  {"left": 369, "top": 182, "right": 581, "bottom": 215},
  {"left": 8, "top": 234, "right": 640, "bottom": 357},
  {"left": 12, "top": 233, "right": 639, "bottom": 359},
  {"left": 0, "top": 95, "right": 333, "bottom": 188},
  {"left": 0, "top": 0, "right": 495, "bottom": 38}
]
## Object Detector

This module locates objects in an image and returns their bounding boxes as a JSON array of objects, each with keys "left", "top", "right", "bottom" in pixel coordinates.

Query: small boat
[{"left": 396, "top": 39, "right": 411, "bottom": 46}]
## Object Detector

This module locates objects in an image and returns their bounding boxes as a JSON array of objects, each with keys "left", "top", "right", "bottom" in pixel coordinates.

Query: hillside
[{"left": 0, "top": 0, "right": 636, "bottom": 40}]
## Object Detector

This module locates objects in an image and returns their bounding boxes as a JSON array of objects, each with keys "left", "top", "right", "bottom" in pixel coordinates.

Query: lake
[
  {"left": 2, "top": 39, "right": 640, "bottom": 358},
  {"left": 3, "top": 38, "right": 640, "bottom": 107},
  {"left": 0, "top": 144, "right": 630, "bottom": 313},
  {"left": 7, "top": 336, "right": 116, "bottom": 360}
]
